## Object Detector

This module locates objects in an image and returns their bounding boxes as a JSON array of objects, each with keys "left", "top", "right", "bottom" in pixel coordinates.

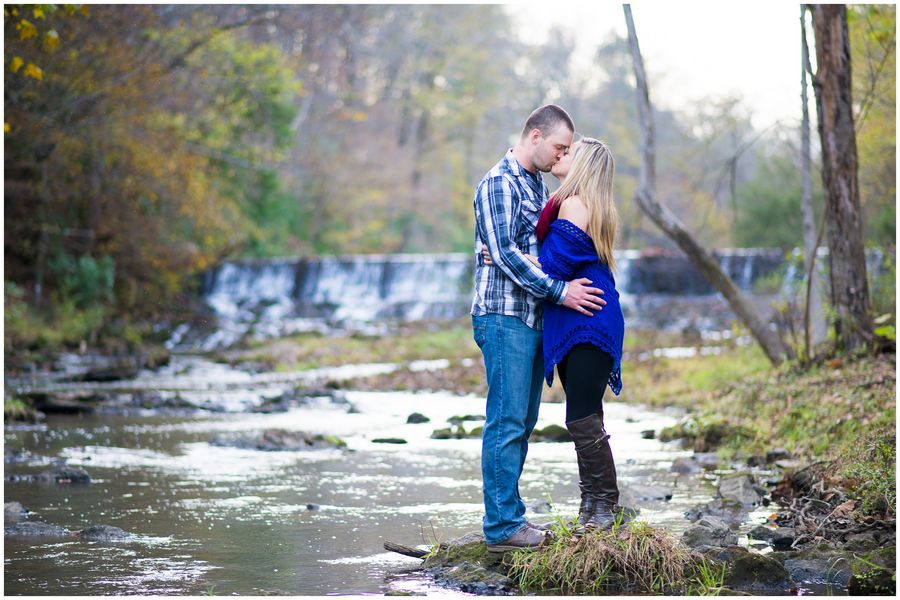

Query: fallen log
[{"left": 384, "top": 540, "right": 428, "bottom": 559}]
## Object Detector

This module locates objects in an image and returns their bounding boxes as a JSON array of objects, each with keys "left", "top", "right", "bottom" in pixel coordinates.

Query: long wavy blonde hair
[{"left": 553, "top": 137, "right": 618, "bottom": 271}]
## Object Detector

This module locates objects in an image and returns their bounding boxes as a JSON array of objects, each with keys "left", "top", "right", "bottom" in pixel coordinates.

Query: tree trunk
[
  {"left": 809, "top": 4, "right": 873, "bottom": 352},
  {"left": 623, "top": 4, "right": 794, "bottom": 365},
  {"left": 800, "top": 5, "right": 828, "bottom": 355}
]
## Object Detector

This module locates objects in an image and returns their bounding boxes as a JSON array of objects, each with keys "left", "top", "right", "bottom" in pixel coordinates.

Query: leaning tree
[{"left": 622, "top": 5, "right": 794, "bottom": 365}]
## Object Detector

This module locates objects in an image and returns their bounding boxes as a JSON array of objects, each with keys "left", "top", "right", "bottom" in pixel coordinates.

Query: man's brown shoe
[{"left": 486, "top": 524, "right": 547, "bottom": 553}]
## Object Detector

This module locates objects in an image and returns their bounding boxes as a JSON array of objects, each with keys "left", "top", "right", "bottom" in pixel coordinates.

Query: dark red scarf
[{"left": 535, "top": 196, "right": 560, "bottom": 243}]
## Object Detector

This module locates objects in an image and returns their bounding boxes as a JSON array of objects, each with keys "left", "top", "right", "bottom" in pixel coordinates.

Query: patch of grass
[
  {"left": 617, "top": 344, "right": 770, "bottom": 409},
  {"left": 643, "top": 349, "right": 896, "bottom": 515},
  {"left": 505, "top": 520, "right": 722, "bottom": 595},
  {"left": 837, "top": 428, "right": 896, "bottom": 515},
  {"left": 5, "top": 283, "right": 107, "bottom": 353},
  {"left": 4, "top": 396, "right": 38, "bottom": 422}
]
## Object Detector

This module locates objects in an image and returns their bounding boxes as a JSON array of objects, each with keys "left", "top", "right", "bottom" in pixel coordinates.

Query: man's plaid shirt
[{"left": 471, "top": 149, "right": 568, "bottom": 330}]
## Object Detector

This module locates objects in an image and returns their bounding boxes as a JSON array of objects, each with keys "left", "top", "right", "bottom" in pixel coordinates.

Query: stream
[{"left": 5, "top": 355, "right": 798, "bottom": 595}]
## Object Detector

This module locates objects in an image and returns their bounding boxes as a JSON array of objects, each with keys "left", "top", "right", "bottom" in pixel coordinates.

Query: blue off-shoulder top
[{"left": 539, "top": 218, "right": 624, "bottom": 395}]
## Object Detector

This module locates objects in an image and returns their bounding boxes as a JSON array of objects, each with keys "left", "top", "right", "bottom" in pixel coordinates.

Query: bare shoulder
[{"left": 558, "top": 196, "right": 589, "bottom": 231}]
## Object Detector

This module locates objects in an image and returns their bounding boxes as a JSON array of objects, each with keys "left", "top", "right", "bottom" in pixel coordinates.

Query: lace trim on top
[
  {"left": 551, "top": 218, "right": 595, "bottom": 253},
  {"left": 544, "top": 323, "right": 623, "bottom": 396}
]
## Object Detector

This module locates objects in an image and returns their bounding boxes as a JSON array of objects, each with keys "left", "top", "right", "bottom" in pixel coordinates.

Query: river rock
[
  {"left": 372, "top": 438, "right": 408, "bottom": 444},
  {"left": 718, "top": 473, "right": 763, "bottom": 506},
  {"left": 5, "top": 502, "right": 28, "bottom": 524},
  {"left": 447, "top": 414, "right": 485, "bottom": 425},
  {"left": 694, "top": 452, "right": 721, "bottom": 470},
  {"left": 766, "top": 448, "right": 791, "bottom": 463},
  {"left": 431, "top": 425, "right": 480, "bottom": 440},
  {"left": 671, "top": 457, "right": 701, "bottom": 474},
  {"left": 74, "top": 525, "right": 132, "bottom": 541},
  {"left": 640, "top": 429, "right": 655, "bottom": 439},
  {"left": 843, "top": 530, "right": 880, "bottom": 550},
  {"left": 848, "top": 546, "right": 895, "bottom": 595},
  {"left": 781, "top": 556, "right": 851, "bottom": 586},
  {"left": 530, "top": 424, "right": 572, "bottom": 443},
  {"left": 5, "top": 521, "right": 71, "bottom": 538},
  {"left": 684, "top": 498, "right": 748, "bottom": 525},
  {"left": 748, "top": 525, "right": 795, "bottom": 550},
  {"left": 704, "top": 546, "right": 790, "bottom": 592},
  {"left": 23, "top": 392, "right": 96, "bottom": 415},
  {"left": 629, "top": 484, "right": 673, "bottom": 501},
  {"left": 528, "top": 500, "right": 553, "bottom": 514},
  {"left": 422, "top": 532, "right": 516, "bottom": 595},
  {"left": 211, "top": 429, "right": 346, "bottom": 451},
  {"left": 681, "top": 516, "right": 737, "bottom": 548},
  {"left": 406, "top": 412, "right": 430, "bottom": 424},
  {"left": 27, "top": 465, "right": 91, "bottom": 484}
]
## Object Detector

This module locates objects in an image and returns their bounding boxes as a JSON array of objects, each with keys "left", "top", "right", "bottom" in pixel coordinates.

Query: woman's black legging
[{"left": 557, "top": 343, "right": 614, "bottom": 423}]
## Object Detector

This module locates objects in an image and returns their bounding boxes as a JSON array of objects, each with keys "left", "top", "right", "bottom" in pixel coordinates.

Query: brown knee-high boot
[{"left": 565, "top": 413, "right": 620, "bottom": 531}]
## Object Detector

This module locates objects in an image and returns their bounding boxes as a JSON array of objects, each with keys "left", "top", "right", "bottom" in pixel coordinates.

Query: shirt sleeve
[{"left": 474, "top": 175, "right": 567, "bottom": 304}]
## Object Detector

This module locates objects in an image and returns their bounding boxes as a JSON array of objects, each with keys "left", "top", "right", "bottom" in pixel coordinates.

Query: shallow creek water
[{"left": 6, "top": 356, "right": 780, "bottom": 595}]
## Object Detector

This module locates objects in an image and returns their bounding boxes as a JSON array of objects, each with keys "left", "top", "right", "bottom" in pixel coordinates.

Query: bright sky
[{"left": 505, "top": 1, "right": 804, "bottom": 129}]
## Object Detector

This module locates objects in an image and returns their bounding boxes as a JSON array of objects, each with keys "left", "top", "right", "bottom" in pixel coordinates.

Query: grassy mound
[{"left": 505, "top": 519, "right": 725, "bottom": 595}]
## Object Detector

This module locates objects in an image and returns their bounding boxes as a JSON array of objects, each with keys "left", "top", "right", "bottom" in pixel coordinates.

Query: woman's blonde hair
[{"left": 553, "top": 137, "right": 618, "bottom": 271}]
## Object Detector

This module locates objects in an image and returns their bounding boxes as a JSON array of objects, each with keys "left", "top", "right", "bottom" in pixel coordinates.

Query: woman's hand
[{"left": 481, "top": 244, "right": 540, "bottom": 268}]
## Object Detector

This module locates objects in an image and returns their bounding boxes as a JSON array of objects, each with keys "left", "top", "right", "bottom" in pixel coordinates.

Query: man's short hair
[{"left": 521, "top": 105, "right": 574, "bottom": 139}]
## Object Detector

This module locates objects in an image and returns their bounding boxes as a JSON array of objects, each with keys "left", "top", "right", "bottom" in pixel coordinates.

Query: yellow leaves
[
  {"left": 80, "top": 5, "right": 90, "bottom": 17},
  {"left": 33, "top": 7, "right": 45, "bottom": 20},
  {"left": 4, "top": 122, "right": 10, "bottom": 134},
  {"left": 10, "top": 56, "right": 24, "bottom": 73},
  {"left": 43, "top": 29, "right": 59, "bottom": 52},
  {"left": 17, "top": 18, "right": 37, "bottom": 40},
  {"left": 24, "top": 63, "right": 44, "bottom": 80}
]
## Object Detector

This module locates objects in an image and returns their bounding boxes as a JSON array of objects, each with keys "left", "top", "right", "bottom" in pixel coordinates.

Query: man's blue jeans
[{"left": 472, "top": 313, "right": 544, "bottom": 544}]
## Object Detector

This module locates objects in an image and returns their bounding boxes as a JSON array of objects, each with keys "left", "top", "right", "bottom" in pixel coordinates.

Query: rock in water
[
  {"left": 37, "top": 466, "right": 92, "bottom": 484},
  {"left": 5, "top": 502, "right": 27, "bottom": 524},
  {"left": 211, "top": 429, "right": 346, "bottom": 451},
  {"left": 703, "top": 546, "right": 791, "bottom": 592},
  {"left": 681, "top": 516, "right": 737, "bottom": 548},
  {"left": 530, "top": 424, "right": 572, "bottom": 442},
  {"left": 748, "top": 525, "right": 795, "bottom": 549},
  {"left": 74, "top": 525, "right": 132, "bottom": 541},
  {"left": 718, "top": 473, "right": 763, "bottom": 506},
  {"left": 671, "top": 457, "right": 701, "bottom": 474},
  {"left": 406, "top": 412, "right": 430, "bottom": 424},
  {"left": 5, "top": 522, "right": 71, "bottom": 538}
]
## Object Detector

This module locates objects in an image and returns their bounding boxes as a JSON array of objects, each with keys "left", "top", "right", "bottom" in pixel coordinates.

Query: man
[{"left": 472, "top": 105, "right": 606, "bottom": 552}]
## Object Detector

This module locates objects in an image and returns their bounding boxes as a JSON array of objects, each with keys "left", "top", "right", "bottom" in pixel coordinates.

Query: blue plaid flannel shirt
[{"left": 471, "top": 149, "right": 568, "bottom": 330}]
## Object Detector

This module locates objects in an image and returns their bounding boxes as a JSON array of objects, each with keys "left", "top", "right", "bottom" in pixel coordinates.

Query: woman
[
  {"left": 538, "top": 138, "right": 625, "bottom": 533},
  {"left": 484, "top": 137, "right": 625, "bottom": 533}
]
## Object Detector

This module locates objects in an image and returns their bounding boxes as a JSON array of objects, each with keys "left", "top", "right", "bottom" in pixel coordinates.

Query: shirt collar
[{"left": 505, "top": 149, "right": 546, "bottom": 197}]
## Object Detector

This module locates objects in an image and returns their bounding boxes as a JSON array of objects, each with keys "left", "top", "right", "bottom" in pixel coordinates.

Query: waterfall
[{"left": 169, "top": 248, "right": 888, "bottom": 351}]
